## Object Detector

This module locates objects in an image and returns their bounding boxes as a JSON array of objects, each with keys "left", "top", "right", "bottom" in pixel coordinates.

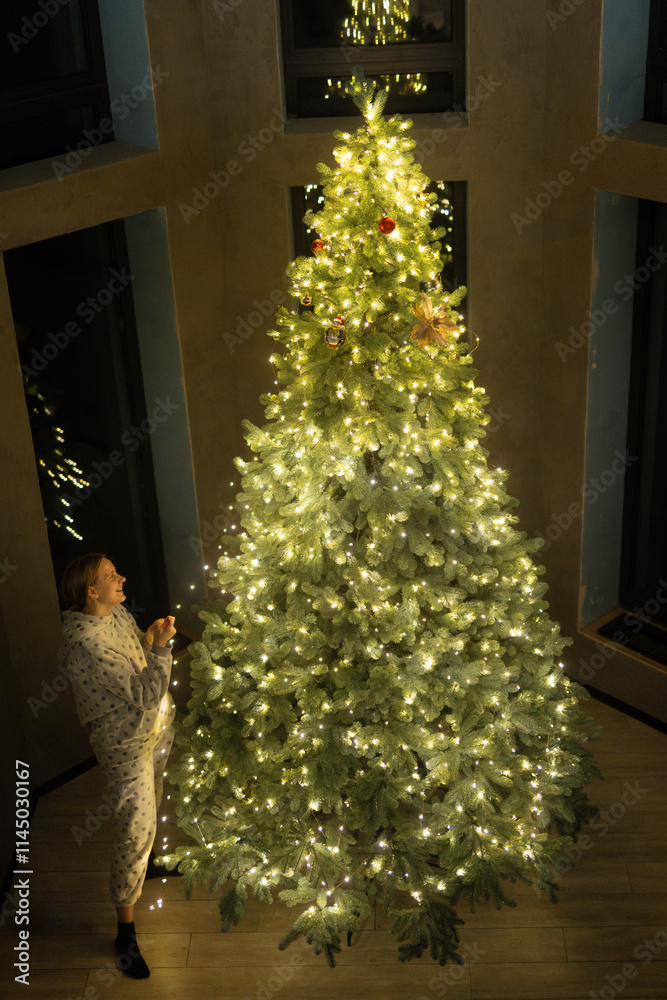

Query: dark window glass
[
  {"left": 0, "top": 1, "right": 91, "bottom": 89},
  {"left": 0, "top": 0, "right": 112, "bottom": 170},
  {"left": 644, "top": 0, "right": 667, "bottom": 123},
  {"left": 3, "top": 104, "right": 106, "bottom": 171},
  {"left": 5, "top": 222, "right": 169, "bottom": 625},
  {"left": 291, "top": 0, "right": 453, "bottom": 48},
  {"left": 280, "top": 0, "right": 465, "bottom": 118},
  {"left": 619, "top": 199, "right": 667, "bottom": 627}
]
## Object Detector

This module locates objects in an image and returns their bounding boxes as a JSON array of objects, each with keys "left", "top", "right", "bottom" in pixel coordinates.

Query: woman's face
[{"left": 89, "top": 558, "right": 126, "bottom": 611}]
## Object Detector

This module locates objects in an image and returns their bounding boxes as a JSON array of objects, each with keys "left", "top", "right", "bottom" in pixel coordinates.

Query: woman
[{"left": 59, "top": 553, "right": 177, "bottom": 979}]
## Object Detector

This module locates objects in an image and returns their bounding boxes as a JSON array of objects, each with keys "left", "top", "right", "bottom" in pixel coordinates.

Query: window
[
  {"left": 280, "top": 0, "right": 466, "bottom": 118},
  {"left": 5, "top": 221, "right": 169, "bottom": 622},
  {"left": 645, "top": 0, "right": 667, "bottom": 123},
  {"left": 586, "top": 194, "right": 667, "bottom": 666},
  {"left": 0, "top": 0, "right": 112, "bottom": 170},
  {"left": 618, "top": 199, "right": 667, "bottom": 627}
]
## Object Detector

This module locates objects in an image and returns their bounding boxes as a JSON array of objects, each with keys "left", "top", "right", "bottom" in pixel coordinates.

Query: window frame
[
  {"left": 279, "top": 0, "right": 467, "bottom": 119},
  {"left": 644, "top": 0, "right": 667, "bottom": 123},
  {"left": 618, "top": 196, "right": 667, "bottom": 626},
  {"left": 0, "top": 0, "right": 112, "bottom": 169},
  {"left": 6, "top": 217, "right": 170, "bottom": 623}
]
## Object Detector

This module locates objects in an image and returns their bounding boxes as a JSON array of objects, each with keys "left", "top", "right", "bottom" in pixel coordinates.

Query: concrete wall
[{"left": 2, "top": 0, "right": 667, "bottom": 879}]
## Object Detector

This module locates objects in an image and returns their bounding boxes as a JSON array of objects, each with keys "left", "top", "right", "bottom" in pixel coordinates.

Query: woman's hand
[{"left": 145, "top": 616, "right": 177, "bottom": 647}]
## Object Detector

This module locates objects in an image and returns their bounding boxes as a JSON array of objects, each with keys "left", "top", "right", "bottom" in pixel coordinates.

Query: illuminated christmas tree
[{"left": 166, "top": 71, "right": 599, "bottom": 966}]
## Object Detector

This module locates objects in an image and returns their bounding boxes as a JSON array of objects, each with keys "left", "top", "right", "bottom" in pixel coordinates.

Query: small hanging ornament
[
  {"left": 421, "top": 188, "right": 437, "bottom": 210},
  {"left": 301, "top": 293, "right": 313, "bottom": 306},
  {"left": 411, "top": 292, "right": 458, "bottom": 349},
  {"left": 424, "top": 271, "right": 442, "bottom": 292},
  {"left": 325, "top": 314, "right": 345, "bottom": 350},
  {"left": 378, "top": 215, "right": 396, "bottom": 235},
  {"left": 311, "top": 238, "right": 325, "bottom": 254}
]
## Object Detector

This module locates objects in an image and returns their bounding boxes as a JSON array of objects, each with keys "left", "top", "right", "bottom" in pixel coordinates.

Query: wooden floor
[{"left": 1, "top": 695, "right": 666, "bottom": 1000}]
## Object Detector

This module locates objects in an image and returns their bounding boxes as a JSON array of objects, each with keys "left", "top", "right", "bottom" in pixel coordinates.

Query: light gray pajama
[{"left": 60, "top": 603, "right": 176, "bottom": 906}]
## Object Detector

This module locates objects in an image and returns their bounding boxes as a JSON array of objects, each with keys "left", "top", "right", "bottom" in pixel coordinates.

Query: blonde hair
[{"left": 60, "top": 553, "right": 106, "bottom": 611}]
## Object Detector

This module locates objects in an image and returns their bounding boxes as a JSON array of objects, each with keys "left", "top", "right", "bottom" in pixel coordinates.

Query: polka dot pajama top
[{"left": 60, "top": 604, "right": 175, "bottom": 768}]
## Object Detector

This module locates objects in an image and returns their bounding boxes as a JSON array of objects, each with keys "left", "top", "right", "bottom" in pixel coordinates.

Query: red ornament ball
[
  {"left": 378, "top": 216, "right": 396, "bottom": 234},
  {"left": 311, "top": 238, "right": 325, "bottom": 254}
]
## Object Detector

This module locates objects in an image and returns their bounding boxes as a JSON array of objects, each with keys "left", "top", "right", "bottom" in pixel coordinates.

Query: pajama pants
[{"left": 99, "top": 722, "right": 175, "bottom": 907}]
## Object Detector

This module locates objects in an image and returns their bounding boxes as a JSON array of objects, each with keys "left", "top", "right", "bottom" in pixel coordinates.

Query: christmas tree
[{"left": 166, "top": 71, "right": 599, "bottom": 966}]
